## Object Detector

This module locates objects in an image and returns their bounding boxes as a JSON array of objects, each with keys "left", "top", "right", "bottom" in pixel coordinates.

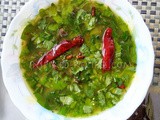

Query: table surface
[{"left": 0, "top": 0, "right": 160, "bottom": 120}]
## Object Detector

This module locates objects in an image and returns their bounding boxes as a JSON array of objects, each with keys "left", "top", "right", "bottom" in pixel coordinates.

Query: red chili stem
[
  {"left": 102, "top": 28, "right": 115, "bottom": 72},
  {"left": 33, "top": 36, "right": 84, "bottom": 68}
]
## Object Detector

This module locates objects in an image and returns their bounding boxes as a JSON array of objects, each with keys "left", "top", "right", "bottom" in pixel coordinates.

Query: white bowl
[{"left": 1, "top": 0, "right": 154, "bottom": 120}]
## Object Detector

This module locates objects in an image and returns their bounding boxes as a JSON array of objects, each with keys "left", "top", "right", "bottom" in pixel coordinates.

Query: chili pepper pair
[
  {"left": 33, "top": 28, "right": 115, "bottom": 73},
  {"left": 33, "top": 6, "right": 114, "bottom": 72}
]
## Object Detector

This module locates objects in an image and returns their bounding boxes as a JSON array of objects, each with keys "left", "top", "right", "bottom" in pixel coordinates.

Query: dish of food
[
  {"left": 1, "top": 0, "right": 154, "bottom": 120},
  {"left": 20, "top": 0, "right": 136, "bottom": 117}
]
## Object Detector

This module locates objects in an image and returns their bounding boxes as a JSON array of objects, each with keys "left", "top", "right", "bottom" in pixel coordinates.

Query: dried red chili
[
  {"left": 91, "top": 7, "right": 96, "bottom": 16},
  {"left": 33, "top": 36, "right": 84, "bottom": 68},
  {"left": 118, "top": 84, "right": 125, "bottom": 89},
  {"left": 102, "top": 28, "right": 115, "bottom": 72}
]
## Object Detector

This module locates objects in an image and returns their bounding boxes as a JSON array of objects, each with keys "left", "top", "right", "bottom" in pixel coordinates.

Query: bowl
[{"left": 1, "top": 0, "right": 154, "bottom": 120}]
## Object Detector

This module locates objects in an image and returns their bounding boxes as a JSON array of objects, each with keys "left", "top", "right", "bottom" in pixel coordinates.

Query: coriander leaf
[
  {"left": 98, "top": 92, "right": 106, "bottom": 106},
  {"left": 80, "top": 44, "right": 90, "bottom": 56},
  {"left": 96, "top": 60, "right": 102, "bottom": 69},
  {"left": 45, "top": 78, "right": 67, "bottom": 90},
  {"left": 94, "top": 51, "right": 101, "bottom": 58},
  {"left": 61, "top": 4, "right": 73, "bottom": 19},
  {"left": 105, "top": 92, "right": 115, "bottom": 99},
  {"left": 53, "top": 15, "right": 63, "bottom": 24},
  {"left": 39, "top": 9, "right": 46, "bottom": 17},
  {"left": 60, "top": 60, "right": 69, "bottom": 70},
  {"left": 72, "top": 66, "right": 84, "bottom": 75},
  {"left": 111, "top": 88, "right": 122, "bottom": 95},
  {"left": 48, "top": 24, "right": 59, "bottom": 31},
  {"left": 38, "top": 18, "right": 47, "bottom": 30},
  {"left": 45, "top": 4, "right": 57, "bottom": 17},
  {"left": 71, "top": 0, "right": 86, "bottom": 6},
  {"left": 90, "top": 35, "right": 99, "bottom": 44},
  {"left": 73, "top": 84, "right": 81, "bottom": 93},
  {"left": 76, "top": 9, "right": 86, "bottom": 21},
  {"left": 87, "top": 17, "right": 97, "bottom": 30},
  {"left": 84, "top": 14, "right": 92, "bottom": 21},
  {"left": 105, "top": 77, "right": 111, "bottom": 87},
  {"left": 60, "top": 96, "right": 73, "bottom": 105},
  {"left": 43, "top": 41, "right": 54, "bottom": 50},
  {"left": 83, "top": 105, "right": 93, "bottom": 114},
  {"left": 84, "top": 87, "right": 94, "bottom": 98}
]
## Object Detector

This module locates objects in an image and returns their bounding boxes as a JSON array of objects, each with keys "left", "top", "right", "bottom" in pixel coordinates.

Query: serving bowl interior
[{"left": 1, "top": 0, "right": 154, "bottom": 120}]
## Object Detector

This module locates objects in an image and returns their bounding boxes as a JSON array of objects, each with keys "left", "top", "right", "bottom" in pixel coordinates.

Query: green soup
[{"left": 20, "top": 0, "right": 137, "bottom": 117}]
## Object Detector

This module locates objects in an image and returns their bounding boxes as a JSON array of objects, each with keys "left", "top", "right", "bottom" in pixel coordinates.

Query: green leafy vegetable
[
  {"left": 83, "top": 105, "right": 93, "bottom": 114},
  {"left": 60, "top": 96, "right": 73, "bottom": 105}
]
